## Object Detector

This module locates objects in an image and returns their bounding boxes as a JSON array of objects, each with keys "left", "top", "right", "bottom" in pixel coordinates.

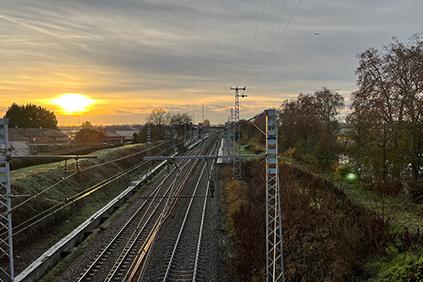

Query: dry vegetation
[{"left": 221, "top": 160, "right": 423, "bottom": 281}]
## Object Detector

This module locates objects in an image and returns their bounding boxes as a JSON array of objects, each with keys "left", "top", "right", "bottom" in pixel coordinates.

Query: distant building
[
  {"left": 103, "top": 126, "right": 139, "bottom": 145},
  {"left": 8, "top": 128, "right": 70, "bottom": 156},
  {"left": 9, "top": 128, "right": 69, "bottom": 145},
  {"left": 103, "top": 131, "right": 125, "bottom": 145}
]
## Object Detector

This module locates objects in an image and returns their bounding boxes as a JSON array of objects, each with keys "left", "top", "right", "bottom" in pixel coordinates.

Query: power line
[
  {"left": 7, "top": 140, "right": 172, "bottom": 214},
  {"left": 9, "top": 138, "right": 203, "bottom": 236},
  {"left": 244, "top": 0, "right": 289, "bottom": 85},
  {"left": 240, "top": 0, "right": 269, "bottom": 82},
  {"left": 270, "top": 0, "right": 303, "bottom": 55},
  {"left": 248, "top": 0, "right": 303, "bottom": 86}
]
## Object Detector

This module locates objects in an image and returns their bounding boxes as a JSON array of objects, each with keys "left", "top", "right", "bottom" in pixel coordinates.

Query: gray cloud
[{"left": 0, "top": 0, "right": 422, "bottom": 123}]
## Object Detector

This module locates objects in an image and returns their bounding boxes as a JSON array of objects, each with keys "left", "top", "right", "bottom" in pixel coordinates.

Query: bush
[{"left": 379, "top": 252, "right": 423, "bottom": 281}]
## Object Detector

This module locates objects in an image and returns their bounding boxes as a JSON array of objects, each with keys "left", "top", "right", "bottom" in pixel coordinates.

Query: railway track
[
  {"left": 161, "top": 145, "right": 217, "bottom": 282},
  {"left": 77, "top": 135, "right": 217, "bottom": 282},
  {"left": 136, "top": 136, "right": 219, "bottom": 282}
]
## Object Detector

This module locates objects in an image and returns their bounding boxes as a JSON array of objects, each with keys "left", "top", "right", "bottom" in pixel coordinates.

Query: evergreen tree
[{"left": 5, "top": 103, "right": 58, "bottom": 129}]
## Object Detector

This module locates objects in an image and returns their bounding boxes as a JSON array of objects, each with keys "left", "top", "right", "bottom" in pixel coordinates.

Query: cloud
[{"left": 0, "top": 0, "right": 422, "bottom": 123}]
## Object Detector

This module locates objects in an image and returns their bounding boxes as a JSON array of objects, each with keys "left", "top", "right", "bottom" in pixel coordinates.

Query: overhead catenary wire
[
  {"left": 247, "top": 0, "right": 303, "bottom": 87},
  {"left": 11, "top": 158, "right": 153, "bottom": 236},
  {"left": 243, "top": 0, "right": 289, "bottom": 86},
  {"left": 6, "top": 140, "right": 172, "bottom": 215},
  {"left": 9, "top": 145, "right": 173, "bottom": 236},
  {"left": 239, "top": 0, "right": 269, "bottom": 83},
  {"left": 8, "top": 137, "right": 200, "bottom": 236}
]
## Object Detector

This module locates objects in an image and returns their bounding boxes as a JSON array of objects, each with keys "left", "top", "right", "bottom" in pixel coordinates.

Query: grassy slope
[
  {"left": 339, "top": 181, "right": 423, "bottom": 233},
  {"left": 336, "top": 180, "right": 423, "bottom": 281},
  {"left": 11, "top": 143, "right": 154, "bottom": 250},
  {"left": 11, "top": 143, "right": 143, "bottom": 180}
]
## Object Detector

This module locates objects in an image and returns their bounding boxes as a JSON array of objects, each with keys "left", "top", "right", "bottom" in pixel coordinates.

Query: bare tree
[{"left": 146, "top": 108, "right": 167, "bottom": 126}]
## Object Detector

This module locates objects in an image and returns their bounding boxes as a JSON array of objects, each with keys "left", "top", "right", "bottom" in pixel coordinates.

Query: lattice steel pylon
[
  {"left": 0, "top": 119, "right": 15, "bottom": 282},
  {"left": 230, "top": 86, "right": 246, "bottom": 179},
  {"left": 265, "top": 109, "right": 284, "bottom": 282}
]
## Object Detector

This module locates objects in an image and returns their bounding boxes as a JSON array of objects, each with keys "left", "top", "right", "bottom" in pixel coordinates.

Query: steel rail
[
  {"left": 76, "top": 163, "right": 180, "bottom": 282},
  {"left": 192, "top": 153, "right": 217, "bottom": 281},
  {"left": 105, "top": 160, "right": 195, "bottom": 282},
  {"left": 77, "top": 138, "right": 210, "bottom": 282},
  {"left": 161, "top": 143, "right": 217, "bottom": 281},
  {"left": 115, "top": 138, "right": 217, "bottom": 282},
  {"left": 126, "top": 136, "right": 218, "bottom": 282},
  {"left": 163, "top": 143, "right": 216, "bottom": 281}
]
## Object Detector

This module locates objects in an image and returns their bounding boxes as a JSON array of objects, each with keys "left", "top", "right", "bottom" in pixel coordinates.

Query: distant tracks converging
[
  {"left": 160, "top": 144, "right": 217, "bottom": 282},
  {"left": 77, "top": 136, "right": 216, "bottom": 282}
]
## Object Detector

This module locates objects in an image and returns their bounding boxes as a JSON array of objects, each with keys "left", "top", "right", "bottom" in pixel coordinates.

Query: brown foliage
[{"left": 224, "top": 161, "right": 388, "bottom": 281}]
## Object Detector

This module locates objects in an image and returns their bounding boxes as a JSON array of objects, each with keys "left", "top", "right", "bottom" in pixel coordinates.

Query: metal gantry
[
  {"left": 230, "top": 86, "right": 246, "bottom": 179},
  {"left": 0, "top": 119, "right": 15, "bottom": 282},
  {"left": 265, "top": 109, "right": 284, "bottom": 282}
]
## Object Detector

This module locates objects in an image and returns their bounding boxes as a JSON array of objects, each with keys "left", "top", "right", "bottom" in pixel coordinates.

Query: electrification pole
[
  {"left": 0, "top": 119, "right": 15, "bottom": 282},
  {"left": 146, "top": 123, "right": 152, "bottom": 171},
  {"left": 265, "top": 109, "right": 283, "bottom": 282},
  {"left": 229, "top": 108, "right": 234, "bottom": 145},
  {"left": 230, "top": 86, "right": 246, "bottom": 179}
]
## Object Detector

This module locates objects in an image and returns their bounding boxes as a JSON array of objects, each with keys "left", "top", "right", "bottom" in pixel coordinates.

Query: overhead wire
[
  {"left": 11, "top": 160, "right": 149, "bottom": 236},
  {"left": 243, "top": 0, "right": 290, "bottom": 86},
  {"left": 238, "top": 0, "right": 269, "bottom": 83},
  {"left": 247, "top": 0, "right": 303, "bottom": 87},
  {"left": 7, "top": 140, "right": 172, "bottom": 214},
  {"left": 9, "top": 137, "right": 204, "bottom": 236}
]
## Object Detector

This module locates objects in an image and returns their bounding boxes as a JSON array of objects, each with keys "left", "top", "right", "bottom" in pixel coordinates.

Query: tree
[
  {"left": 5, "top": 103, "right": 58, "bottom": 129},
  {"left": 202, "top": 119, "right": 210, "bottom": 127},
  {"left": 136, "top": 123, "right": 163, "bottom": 143},
  {"left": 146, "top": 108, "right": 167, "bottom": 126},
  {"left": 167, "top": 112, "right": 193, "bottom": 138},
  {"left": 81, "top": 121, "right": 94, "bottom": 129},
  {"left": 74, "top": 128, "right": 105, "bottom": 144},
  {"left": 347, "top": 36, "right": 423, "bottom": 198},
  {"left": 279, "top": 88, "right": 344, "bottom": 170}
]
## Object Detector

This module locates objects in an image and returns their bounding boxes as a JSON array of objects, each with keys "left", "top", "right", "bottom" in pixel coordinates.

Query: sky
[{"left": 0, "top": 0, "right": 422, "bottom": 125}]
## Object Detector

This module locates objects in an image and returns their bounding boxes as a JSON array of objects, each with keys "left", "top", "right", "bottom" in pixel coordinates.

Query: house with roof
[
  {"left": 8, "top": 128, "right": 70, "bottom": 156},
  {"left": 103, "top": 125, "right": 140, "bottom": 145}
]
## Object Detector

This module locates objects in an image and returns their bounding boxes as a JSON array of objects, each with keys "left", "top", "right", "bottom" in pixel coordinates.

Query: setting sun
[{"left": 51, "top": 93, "right": 95, "bottom": 114}]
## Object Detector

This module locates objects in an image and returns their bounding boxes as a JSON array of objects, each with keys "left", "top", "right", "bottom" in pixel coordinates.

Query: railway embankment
[{"left": 11, "top": 141, "right": 179, "bottom": 274}]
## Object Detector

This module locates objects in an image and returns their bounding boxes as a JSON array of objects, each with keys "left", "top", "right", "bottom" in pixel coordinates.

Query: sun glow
[{"left": 51, "top": 93, "right": 95, "bottom": 114}]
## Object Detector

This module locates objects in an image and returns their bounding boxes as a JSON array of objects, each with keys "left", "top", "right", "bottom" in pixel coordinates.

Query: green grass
[
  {"left": 337, "top": 181, "right": 423, "bottom": 281},
  {"left": 365, "top": 250, "right": 423, "bottom": 281},
  {"left": 11, "top": 142, "right": 157, "bottom": 247},
  {"left": 11, "top": 143, "right": 145, "bottom": 180},
  {"left": 336, "top": 181, "right": 423, "bottom": 233}
]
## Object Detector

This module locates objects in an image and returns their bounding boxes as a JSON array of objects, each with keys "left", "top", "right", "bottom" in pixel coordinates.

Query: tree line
[
  {"left": 135, "top": 107, "right": 194, "bottom": 142},
  {"left": 3, "top": 103, "right": 194, "bottom": 145}
]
